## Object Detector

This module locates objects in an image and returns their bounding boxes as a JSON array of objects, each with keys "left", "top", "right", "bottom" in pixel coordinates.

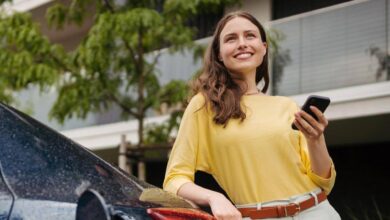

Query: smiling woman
[{"left": 163, "top": 11, "right": 341, "bottom": 220}]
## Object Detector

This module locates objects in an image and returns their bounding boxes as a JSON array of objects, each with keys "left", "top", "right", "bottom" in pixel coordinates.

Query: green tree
[
  {"left": 0, "top": 0, "right": 238, "bottom": 144},
  {"left": 267, "top": 29, "right": 291, "bottom": 95}
]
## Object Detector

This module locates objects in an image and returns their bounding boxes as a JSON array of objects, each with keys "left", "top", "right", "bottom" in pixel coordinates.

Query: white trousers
[{"left": 237, "top": 189, "right": 341, "bottom": 220}]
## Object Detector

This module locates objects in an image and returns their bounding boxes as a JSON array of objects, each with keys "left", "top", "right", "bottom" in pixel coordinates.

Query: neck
[
  {"left": 243, "top": 70, "right": 259, "bottom": 95},
  {"left": 231, "top": 69, "right": 261, "bottom": 95},
  {"left": 245, "top": 90, "right": 260, "bottom": 95}
]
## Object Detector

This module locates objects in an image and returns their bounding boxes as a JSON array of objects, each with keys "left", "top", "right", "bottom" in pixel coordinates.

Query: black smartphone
[{"left": 292, "top": 95, "right": 331, "bottom": 130}]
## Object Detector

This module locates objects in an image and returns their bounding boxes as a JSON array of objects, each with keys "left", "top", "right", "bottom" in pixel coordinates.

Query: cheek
[{"left": 220, "top": 45, "right": 235, "bottom": 58}]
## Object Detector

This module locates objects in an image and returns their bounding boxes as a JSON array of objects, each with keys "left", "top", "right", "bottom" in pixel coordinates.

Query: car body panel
[
  {"left": 0, "top": 162, "right": 13, "bottom": 220},
  {"left": 0, "top": 199, "right": 12, "bottom": 219},
  {"left": 0, "top": 103, "right": 159, "bottom": 219},
  {"left": 8, "top": 200, "right": 76, "bottom": 220}
]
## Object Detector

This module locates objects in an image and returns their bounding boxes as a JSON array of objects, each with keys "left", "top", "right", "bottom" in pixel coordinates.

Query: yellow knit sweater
[{"left": 163, "top": 93, "right": 336, "bottom": 205}]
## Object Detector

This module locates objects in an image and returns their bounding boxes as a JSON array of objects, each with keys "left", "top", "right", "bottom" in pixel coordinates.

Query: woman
[{"left": 163, "top": 11, "right": 340, "bottom": 220}]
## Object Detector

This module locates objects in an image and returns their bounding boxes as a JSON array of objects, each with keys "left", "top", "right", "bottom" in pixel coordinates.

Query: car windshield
[{"left": 0, "top": 103, "right": 155, "bottom": 208}]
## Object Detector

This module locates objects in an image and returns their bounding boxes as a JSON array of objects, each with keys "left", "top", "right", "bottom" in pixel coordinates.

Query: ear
[
  {"left": 262, "top": 42, "right": 267, "bottom": 55},
  {"left": 218, "top": 54, "right": 223, "bottom": 62}
]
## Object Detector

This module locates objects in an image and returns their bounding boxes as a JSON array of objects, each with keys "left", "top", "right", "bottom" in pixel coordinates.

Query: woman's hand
[
  {"left": 293, "top": 106, "right": 328, "bottom": 142},
  {"left": 177, "top": 183, "right": 242, "bottom": 220},
  {"left": 293, "top": 105, "right": 332, "bottom": 178},
  {"left": 208, "top": 192, "right": 242, "bottom": 220}
]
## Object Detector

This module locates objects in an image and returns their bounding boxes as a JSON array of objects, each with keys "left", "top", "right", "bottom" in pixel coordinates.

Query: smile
[{"left": 234, "top": 52, "right": 253, "bottom": 59}]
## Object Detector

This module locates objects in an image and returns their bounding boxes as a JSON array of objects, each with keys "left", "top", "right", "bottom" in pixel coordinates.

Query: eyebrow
[{"left": 222, "top": 30, "right": 258, "bottom": 40}]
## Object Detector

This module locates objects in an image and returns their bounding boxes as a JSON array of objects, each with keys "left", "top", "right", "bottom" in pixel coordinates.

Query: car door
[{"left": 0, "top": 161, "right": 13, "bottom": 220}]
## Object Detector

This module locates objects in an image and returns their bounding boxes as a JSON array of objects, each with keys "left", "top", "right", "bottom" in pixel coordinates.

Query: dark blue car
[{"left": 0, "top": 103, "right": 214, "bottom": 220}]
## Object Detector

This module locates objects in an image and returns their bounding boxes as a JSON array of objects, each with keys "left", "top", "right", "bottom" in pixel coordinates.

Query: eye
[
  {"left": 225, "top": 36, "right": 236, "bottom": 43},
  {"left": 246, "top": 33, "right": 256, "bottom": 39}
]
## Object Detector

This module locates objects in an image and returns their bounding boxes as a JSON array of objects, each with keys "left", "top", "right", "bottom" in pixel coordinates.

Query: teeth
[{"left": 236, "top": 53, "right": 252, "bottom": 59}]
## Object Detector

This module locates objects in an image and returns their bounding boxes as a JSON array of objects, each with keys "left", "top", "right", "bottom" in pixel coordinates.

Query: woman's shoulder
[
  {"left": 190, "top": 93, "right": 206, "bottom": 104},
  {"left": 272, "top": 95, "right": 296, "bottom": 103},
  {"left": 186, "top": 93, "right": 207, "bottom": 112},
  {"left": 270, "top": 95, "right": 299, "bottom": 109}
]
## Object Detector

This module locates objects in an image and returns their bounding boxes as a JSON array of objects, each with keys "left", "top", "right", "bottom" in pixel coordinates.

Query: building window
[
  {"left": 272, "top": 0, "right": 352, "bottom": 20},
  {"left": 155, "top": 0, "right": 223, "bottom": 39},
  {"left": 187, "top": 8, "right": 224, "bottom": 39}
]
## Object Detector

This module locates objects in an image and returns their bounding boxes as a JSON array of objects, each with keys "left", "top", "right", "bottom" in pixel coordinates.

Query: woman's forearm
[
  {"left": 307, "top": 134, "right": 332, "bottom": 178},
  {"left": 177, "top": 182, "right": 221, "bottom": 206},
  {"left": 177, "top": 182, "right": 242, "bottom": 219}
]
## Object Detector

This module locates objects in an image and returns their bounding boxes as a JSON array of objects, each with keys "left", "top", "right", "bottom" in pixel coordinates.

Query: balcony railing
[{"left": 270, "top": 0, "right": 390, "bottom": 96}]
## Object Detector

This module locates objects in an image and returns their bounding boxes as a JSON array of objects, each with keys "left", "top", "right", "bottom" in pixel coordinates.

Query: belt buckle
[{"left": 285, "top": 203, "right": 301, "bottom": 217}]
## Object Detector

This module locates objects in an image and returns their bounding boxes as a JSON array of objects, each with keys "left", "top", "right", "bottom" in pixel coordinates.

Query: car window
[{"left": 0, "top": 104, "right": 154, "bottom": 208}]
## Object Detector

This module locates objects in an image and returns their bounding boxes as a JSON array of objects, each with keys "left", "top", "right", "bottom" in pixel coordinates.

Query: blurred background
[{"left": 1, "top": 0, "right": 389, "bottom": 219}]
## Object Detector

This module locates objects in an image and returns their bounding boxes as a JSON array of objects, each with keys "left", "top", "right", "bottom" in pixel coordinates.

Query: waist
[{"left": 236, "top": 188, "right": 326, "bottom": 219}]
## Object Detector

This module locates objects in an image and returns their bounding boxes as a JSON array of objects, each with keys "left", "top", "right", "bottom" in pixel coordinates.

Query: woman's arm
[
  {"left": 178, "top": 182, "right": 242, "bottom": 220},
  {"left": 163, "top": 94, "right": 241, "bottom": 219},
  {"left": 293, "top": 106, "right": 332, "bottom": 178}
]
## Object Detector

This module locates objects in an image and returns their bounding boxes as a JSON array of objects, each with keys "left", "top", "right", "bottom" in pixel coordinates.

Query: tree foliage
[
  {"left": 0, "top": 0, "right": 239, "bottom": 145},
  {"left": 0, "top": 12, "right": 67, "bottom": 103},
  {"left": 267, "top": 29, "right": 291, "bottom": 95}
]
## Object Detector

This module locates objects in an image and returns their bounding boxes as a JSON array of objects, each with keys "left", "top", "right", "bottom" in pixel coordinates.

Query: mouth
[{"left": 234, "top": 52, "right": 253, "bottom": 59}]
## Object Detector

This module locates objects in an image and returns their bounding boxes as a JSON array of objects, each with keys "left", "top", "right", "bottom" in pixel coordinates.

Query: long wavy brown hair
[{"left": 192, "top": 11, "right": 269, "bottom": 126}]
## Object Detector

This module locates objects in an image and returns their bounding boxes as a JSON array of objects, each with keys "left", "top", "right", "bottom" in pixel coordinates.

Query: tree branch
[
  {"left": 137, "top": 28, "right": 145, "bottom": 145},
  {"left": 102, "top": 0, "right": 114, "bottom": 13},
  {"left": 46, "top": 52, "right": 75, "bottom": 74},
  {"left": 107, "top": 92, "right": 140, "bottom": 118},
  {"left": 142, "top": 51, "right": 162, "bottom": 113},
  {"left": 122, "top": 38, "right": 138, "bottom": 70},
  {"left": 146, "top": 50, "right": 162, "bottom": 75},
  {"left": 143, "top": 99, "right": 154, "bottom": 112}
]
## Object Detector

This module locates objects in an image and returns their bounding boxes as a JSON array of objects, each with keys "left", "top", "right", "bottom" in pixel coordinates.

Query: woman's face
[{"left": 218, "top": 17, "right": 267, "bottom": 76}]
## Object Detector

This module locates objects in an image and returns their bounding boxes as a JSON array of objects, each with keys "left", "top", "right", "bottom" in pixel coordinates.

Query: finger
[
  {"left": 298, "top": 110, "right": 324, "bottom": 133},
  {"left": 298, "top": 110, "right": 319, "bottom": 128},
  {"left": 295, "top": 119, "right": 318, "bottom": 139},
  {"left": 213, "top": 212, "right": 224, "bottom": 220},
  {"left": 213, "top": 208, "right": 240, "bottom": 220},
  {"left": 214, "top": 212, "right": 239, "bottom": 220},
  {"left": 310, "top": 106, "right": 328, "bottom": 126},
  {"left": 234, "top": 209, "right": 242, "bottom": 220},
  {"left": 297, "top": 110, "right": 327, "bottom": 134},
  {"left": 294, "top": 114, "right": 318, "bottom": 136},
  {"left": 293, "top": 117, "right": 306, "bottom": 133}
]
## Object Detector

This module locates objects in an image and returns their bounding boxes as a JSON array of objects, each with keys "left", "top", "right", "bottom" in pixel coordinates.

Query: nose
[{"left": 238, "top": 36, "right": 247, "bottom": 48}]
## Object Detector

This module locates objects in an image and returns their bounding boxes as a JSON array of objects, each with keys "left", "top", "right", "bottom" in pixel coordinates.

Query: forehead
[{"left": 220, "top": 16, "right": 259, "bottom": 37}]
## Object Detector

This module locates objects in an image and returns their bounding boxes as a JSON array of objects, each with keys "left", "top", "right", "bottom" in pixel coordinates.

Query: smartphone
[{"left": 292, "top": 95, "right": 331, "bottom": 130}]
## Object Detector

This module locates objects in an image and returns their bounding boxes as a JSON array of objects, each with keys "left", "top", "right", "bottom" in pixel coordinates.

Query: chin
[{"left": 231, "top": 64, "right": 259, "bottom": 74}]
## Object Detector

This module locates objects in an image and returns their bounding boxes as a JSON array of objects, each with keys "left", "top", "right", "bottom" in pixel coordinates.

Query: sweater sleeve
[
  {"left": 289, "top": 99, "right": 336, "bottom": 194},
  {"left": 298, "top": 130, "right": 336, "bottom": 195},
  {"left": 163, "top": 95, "right": 206, "bottom": 195}
]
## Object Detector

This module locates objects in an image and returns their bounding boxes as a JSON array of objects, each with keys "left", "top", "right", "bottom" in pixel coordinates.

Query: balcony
[{"left": 270, "top": 0, "right": 389, "bottom": 95}]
